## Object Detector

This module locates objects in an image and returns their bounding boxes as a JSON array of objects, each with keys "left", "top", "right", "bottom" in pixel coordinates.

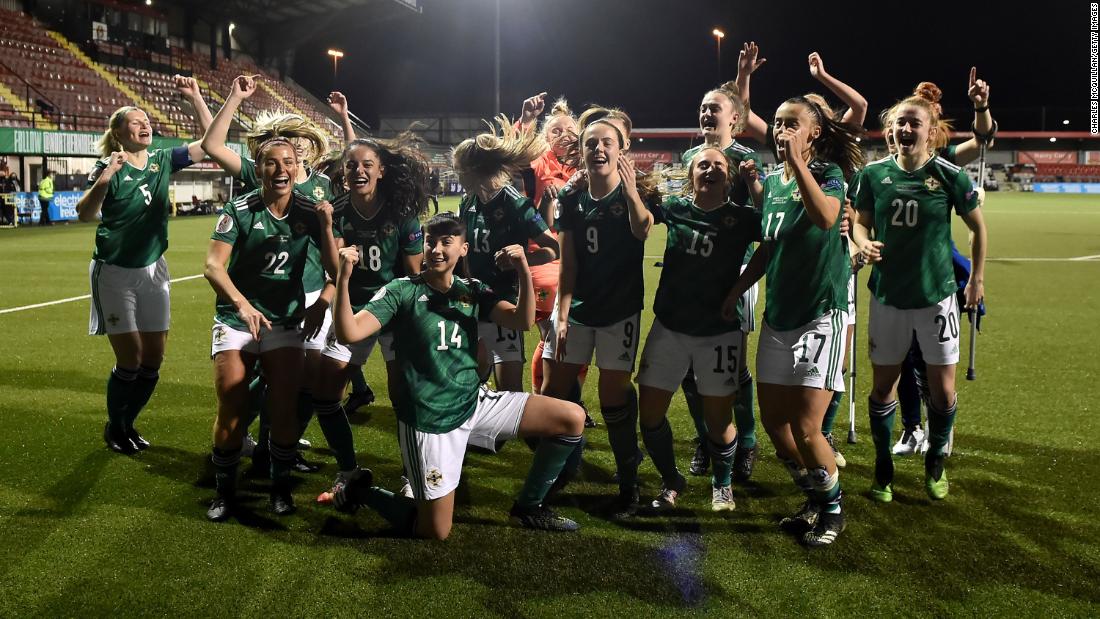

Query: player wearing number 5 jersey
[
  {"left": 452, "top": 117, "right": 559, "bottom": 394},
  {"left": 202, "top": 138, "right": 339, "bottom": 522},
  {"left": 852, "top": 90, "right": 987, "bottom": 504},
  {"left": 636, "top": 147, "right": 762, "bottom": 513},
  {"left": 329, "top": 214, "right": 586, "bottom": 539},
  {"left": 724, "top": 96, "right": 862, "bottom": 547},
  {"left": 311, "top": 135, "right": 431, "bottom": 502},
  {"left": 78, "top": 81, "right": 212, "bottom": 455},
  {"left": 542, "top": 119, "right": 656, "bottom": 518}
]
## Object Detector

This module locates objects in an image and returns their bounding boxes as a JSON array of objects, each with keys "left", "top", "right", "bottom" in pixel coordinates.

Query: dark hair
[
  {"left": 345, "top": 132, "right": 432, "bottom": 221},
  {"left": 425, "top": 212, "right": 466, "bottom": 238},
  {"left": 580, "top": 120, "right": 663, "bottom": 204},
  {"left": 780, "top": 96, "right": 864, "bottom": 181}
]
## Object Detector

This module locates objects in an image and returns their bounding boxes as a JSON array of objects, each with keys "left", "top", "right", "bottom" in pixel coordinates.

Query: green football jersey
[
  {"left": 237, "top": 157, "right": 333, "bottom": 294},
  {"left": 460, "top": 185, "right": 549, "bottom": 304},
  {"left": 211, "top": 190, "right": 334, "bottom": 329},
  {"left": 760, "top": 160, "right": 850, "bottom": 330},
  {"left": 333, "top": 193, "right": 424, "bottom": 311},
  {"left": 682, "top": 140, "right": 764, "bottom": 208},
  {"left": 938, "top": 144, "right": 958, "bottom": 165},
  {"left": 652, "top": 196, "right": 762, "bottom": 335},
  {"left": 364, "top": 275, "right": 500, "bottom": 433},
  {"left": 854, "top": 155, "right": 978, "bottom": 309},
  {"left": 87, "top": 147, "right": 192, "bottom": 268},
  {"left": 557, "top": 182, "right": 647, "bottom": 327}
]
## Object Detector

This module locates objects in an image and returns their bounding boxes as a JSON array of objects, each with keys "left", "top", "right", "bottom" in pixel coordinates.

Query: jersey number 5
[
  {"left": 436, "top": 320, "right": 463, "bottom": 350},
  {"left": 686, "top": 230, "right": 714, "bottom": 257},
  {"left": 139, "top": 183, "right": 152, "bottom": 206}
]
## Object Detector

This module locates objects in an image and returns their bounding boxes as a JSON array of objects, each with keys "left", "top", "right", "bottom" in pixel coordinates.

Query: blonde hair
[
  {"left": 679, "top": 146, "right": 735, "bottom": 198},
  {"left": 899, "top": 82, "right": 954, "bottom": 152},
  {"left": 451, "top": 114, "right": 546, "bottom": 187},
  {"left": 705, "top": 81, "right": 747, "bottom": 135},
  {"left": 98, "top": 106, "right": 143, "bottom": 158},
  {"left": 246, "top": 111, "right": 329, "bottom": 165}
]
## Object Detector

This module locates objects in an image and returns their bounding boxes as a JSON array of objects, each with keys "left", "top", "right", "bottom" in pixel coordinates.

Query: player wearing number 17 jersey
[
  {"left": 853, "top": 92, "right": 987, "bottom": 504},
  {"left": 329, "top": 214, "right": 586, "bottom": 539},
  {"left": 724, "top": 96, "right": 862, "bottom": 547},
  {"left": 636, "top": 147, "right": 762, "bottom": 512}
]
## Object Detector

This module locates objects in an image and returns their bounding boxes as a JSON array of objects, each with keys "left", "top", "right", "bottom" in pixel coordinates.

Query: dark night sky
[{"left": 291, "top": 0, "right": 1086, "bottom": 132}]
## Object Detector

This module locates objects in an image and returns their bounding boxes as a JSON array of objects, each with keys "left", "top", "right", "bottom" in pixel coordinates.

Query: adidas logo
[
  {"left": 417, "top": 294, "right": 429, "bottom": 302},
  {"left": 617, "top": 352, "right": 631, "bottom": 361},
  {"left": 806, "top": 366, "right": 821, "bottom": 378},
  {"left": 725, "top": 377, "right": 737, "bottom": 386},
  {"left": 505, "top": 344, "right": 517, "bottom": 352},
  {"left": 123, "top": 175, "right": 133, "bottom": 181},
  {"left": 881, "top": 176, "right": 892, "bottom": 184},
  {"left": 253, "top": 222, "right": 265, "bottom": 230}
]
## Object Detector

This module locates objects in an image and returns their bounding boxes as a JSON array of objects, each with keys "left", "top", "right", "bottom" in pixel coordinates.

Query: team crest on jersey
[
  {"left": 790, "top": 188, "right": 801, "bottom": 202},
  {"left": 212, "top": 324, "right": 227, "bottom": 344},
  {"left": 492, "top": 208, "right": 505, "bottom": 221},
  {"left": 924, "top": 177, "right": 941, "bottom": 192},
  {"left": 149, "top": 163, "right": 159, "bottom": 173},
  {"left": 381, "top": 222, "right": 397, "bottom": 237},
  {"left": 313, "top": 186, "right": 325, "bottom": 200},
  {"left": 215, "top": 214, "right": 234, "bottom": 234},
  {"left": 722, "top": 214, "right": 738, "bottom": 228},
  {"left": 426, "top": 468, "right": 443, "bottom": 488},
  {"left": 293, "top": 221, "right": 308, "bottom": 235},
  {"left": 457, "top": 294, "right": 472, "bottom": 308},
  {"left": 609, "top": 202, "right": 625, "bottom": 217}
]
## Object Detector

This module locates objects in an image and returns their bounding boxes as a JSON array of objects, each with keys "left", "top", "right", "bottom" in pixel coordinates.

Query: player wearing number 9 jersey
[
  {"left": 202, "top": 138, "right": 339, "bottom": 522},
  {"left": 452, "top": 116, "right": 559, "bottom": 395},
  {"left": 310, "top": 135, "right": 431, "bottom": 503},
  {"left": 78, "top": 96, "right": 211, "bottom": 456},
  {"left": 725, "top": 96, "right": 862, "bottom": 547},
  {"left": 542, "top": 118, "right": 656, "bottom": 518},
  {"left": 636, "top": 147, "right": 762, "bottom": 513},
  {"left": 852, "top": 90, "right": 987, "bottom": 504},
  {"left": 329, "top": 214, "right": 586, "bottom": 539}
]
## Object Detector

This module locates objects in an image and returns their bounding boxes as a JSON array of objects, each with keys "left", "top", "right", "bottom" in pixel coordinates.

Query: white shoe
[
  {"left": 241, "top": 433, "right": 257, "bottom": 458},
  {"left": 399, "top": 476, "right": 414, "bottom": 499},
  {"left": 893, "top": 424, "right": 925, "bottom": 456},
  {"left": 711, "top": 484, "right": 736, "bottom": 512}
]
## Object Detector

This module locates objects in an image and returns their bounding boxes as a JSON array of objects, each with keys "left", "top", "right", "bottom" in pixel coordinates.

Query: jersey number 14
[{"left": 436, "top": 320, "right": 463, "bottom": 350}]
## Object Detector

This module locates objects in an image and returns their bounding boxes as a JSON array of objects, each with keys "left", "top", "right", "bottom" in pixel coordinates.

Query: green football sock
[
  {"left": 708, "top": 437, "right": 737, "bottom": 488},
  {"left": 681, "top": 371, "right": 708, "bottom": 442},
  {"left": 516, "top": 434, "right": 583, "bottom": 507},
  {"left": 268, "top": 441, "right": 297, "bottom": 484},
  {"left": 821, "top": 389, "right": 843, "bottom": 435},
  {"left": 640, "top": 417, "right": 680, "bottom": 487},
  {"left": 314, "top": 399, "right": 358, "bottom": 471},
  {"left": 869, "top": 398, "right": 897, "bottom": 487},
  {"left": 810, "top": 466, "right": 843, "bottom": 514},
  {"left": 211, "top": 446, "right": 241, "bottom": 498},
  {"left": 362, "top": 486, "right": 417, "bottom": 534},
  {"left": 107, "top": 366, "right": 137, "bottom": 432},
  {"left": 926, "top": 398, "right": 958, "bottom": 459},
  {"left": 733, "top": 369, "right": 756, "bottom": 449},
  {"left": 125, "top": 365, "right": 160, "bottom": 429},
  {"left": 602, "top": 389, "right": 640, "bottom": 490}
]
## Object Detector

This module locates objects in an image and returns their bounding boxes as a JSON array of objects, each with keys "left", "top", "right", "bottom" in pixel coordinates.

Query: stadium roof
[{"left": 178, "top": 0, "right": 392, "bottom": 26}]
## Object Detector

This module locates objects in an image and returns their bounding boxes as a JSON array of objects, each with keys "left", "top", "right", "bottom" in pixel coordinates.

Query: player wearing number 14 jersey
[
  {"left": 329, "top": 214, "right": 586, "bottom": 539},
  {"left": 853, "top": 92, "right": 986, "bottom": 504}
]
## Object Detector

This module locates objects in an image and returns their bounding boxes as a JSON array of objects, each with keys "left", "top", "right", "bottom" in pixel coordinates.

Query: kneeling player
[{"left": 331, "top": 214, "right": 585, "bottom": 539}]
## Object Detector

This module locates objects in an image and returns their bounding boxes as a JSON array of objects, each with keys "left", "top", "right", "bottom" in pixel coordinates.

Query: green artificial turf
[{"left": 0, "top": 192, "right": 1097, "bottom": 616}]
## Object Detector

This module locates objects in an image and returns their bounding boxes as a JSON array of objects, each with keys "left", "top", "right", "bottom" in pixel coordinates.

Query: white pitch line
[
  {"left": 0, "top": 274, "right": 205, "bottom": 315},
  {"left": 988, "top": 256, "right": 1100, "bottom": 262}
]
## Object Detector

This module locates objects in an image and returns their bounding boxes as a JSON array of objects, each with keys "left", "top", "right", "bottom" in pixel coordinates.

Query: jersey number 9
[{"left": 586, "top": 227, "right": 598, "bottom": 253}]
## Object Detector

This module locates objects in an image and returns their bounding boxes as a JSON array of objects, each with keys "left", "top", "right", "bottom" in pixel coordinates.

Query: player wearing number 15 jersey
[
  {"left": 636, "top": 147, "right": 762, "bottom": 513},
  {"left": 329, "top": 214, "right": 586, "bottom": 539},
  {"left": 853, "top": 90, "right": 987, "bottom": 504},
  {"left": 77, "top": 96, "right": 210, "bottom": 456},
  {"left": 725, "top": 96, "right": 862, "bottom": 547}
]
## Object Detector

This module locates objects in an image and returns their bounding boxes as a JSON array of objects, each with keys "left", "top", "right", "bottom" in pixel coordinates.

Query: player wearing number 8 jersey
[
  {"left": 724, "top": 96, "right": 862, "bottom": 547},
  {"left": 636, "top": 147, "right": 762, "bottom": 512},
  {"left": 542, "top": 118, "right": 657, "bottom": 518},
  {"left": 329, "top": 214, "right": 586, "bottom": 539},
  {"left": 852, "top": 89, "right": 987, "bottom": 504},
  {"left": 202, "top": 138, "right": 339, "bottom": 522},
  {"left": 78, "top": 79, "right": 212, "bottom": 455}
]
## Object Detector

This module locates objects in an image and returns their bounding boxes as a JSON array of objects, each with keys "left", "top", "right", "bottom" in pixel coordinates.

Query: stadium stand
[{"left": 1033, "top": 164, "right": 1100, "bottom": 182}]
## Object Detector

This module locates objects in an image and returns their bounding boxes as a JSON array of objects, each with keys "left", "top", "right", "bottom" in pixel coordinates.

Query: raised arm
[
  {"left": 202, "top": 75, "right": 257, "bottom": 177},
  {"left": 518, "top": 92, "right": 547, "bottom": 131},
  {"left": 952, "top": 67, "right": 996, "bottom": 166},
  {"left": 77, "top": 152, "right": 124, "bottom": 222},
  {"left": 489, "top": 245, "right": 536, "bottom": 330},
  {"left": 738, "top": 159, "right": 764, "bottom": 207},
  {"left": 808, "top": 52, "right": 867, "bottom": 128},
  {"left": 782, "top": 131, "right": 840, "bottom": 229},
  {"left": 327, "top": 91, "right": 356, "bottom": 143},
  {"left": 174, "top": 75, "right": 213, "bottom": 162},
  {"left": 735, "top": 41, "right": 769, "bottom": 143},
  {"left": 204, "top": 239, "right": 271, "bottom": 340},
  {"left": 333, "top": 246, "right": 383, "bottom": 344},
  {"left": 619, "top": 157, "right": 653, "bottom": 240}
]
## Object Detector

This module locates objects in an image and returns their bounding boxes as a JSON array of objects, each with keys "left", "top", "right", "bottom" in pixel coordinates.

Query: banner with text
[
  {"left": 0, "top": 128, "right": 245, "bottom": 158},
  {"left": 1016, "top": 151, "right": 1077, "bottom": 165}
]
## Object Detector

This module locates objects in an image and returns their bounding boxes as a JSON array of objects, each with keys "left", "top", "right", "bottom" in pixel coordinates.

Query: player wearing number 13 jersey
[
  {"left": 328, "top": 214, "right": 586, "bottom": 539},
  {"left": 78, "top": 102, "right": 208, "bottom": 456},
  {"left": 636, "top": 147, "right": 763, "bottom": 512},
  {"left": 852, "top": 91, "right": 987, "bottom": 505}
]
